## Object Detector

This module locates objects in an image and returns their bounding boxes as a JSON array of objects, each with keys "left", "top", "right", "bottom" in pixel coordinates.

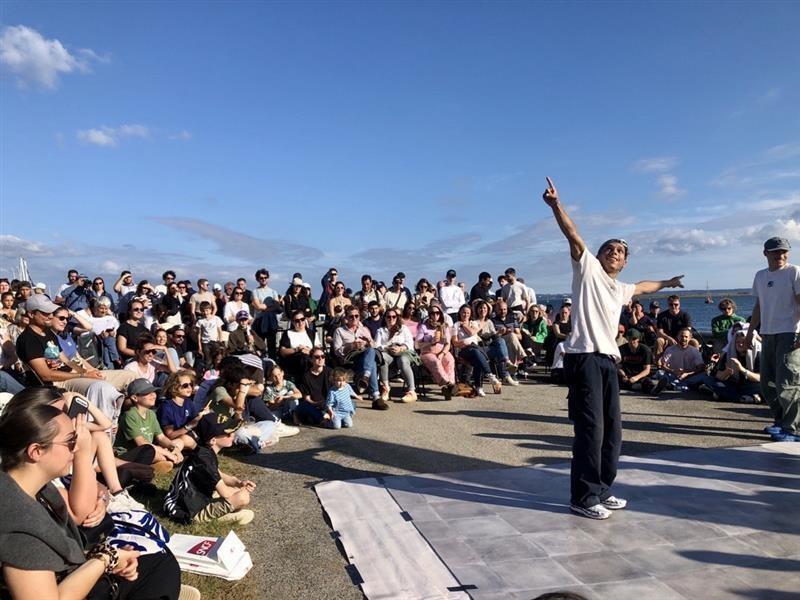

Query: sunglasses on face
[
  {"left": 669, "top": 303, "right": 679, "bottom": 307},
  {"left": 386, "top": 315, "right": 398, "bottom": 320},
  {"left": 233, "top": 292, "right": 243, "bottom": 296},
  {"left": 54, "top": 315, "right": 69, "bottom": 322},
  {"left": 143, "top": 349, "right": 158, "bottom": 355},
  {"left": 179, "top": 382, "right": 193, "bottom": 389},
  {"left": 50, "top": 434, "right": 78, "bottom": 452},
  {"left": 312, "top": 354, "right": 325, "bottom": 359},
  {"left": 131, "top": 308, "right": 144, "bottom": 312},
  {"left": 346, "top": 314, "right": 359, "bottom": 319},
  {"left": 293, "top": 318, "right": 305, "bottom": 323}
]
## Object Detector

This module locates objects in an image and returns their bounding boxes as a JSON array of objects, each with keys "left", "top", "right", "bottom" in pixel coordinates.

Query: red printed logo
[{"left": 188, "top": 540, "right": 216, "bottom": 556}]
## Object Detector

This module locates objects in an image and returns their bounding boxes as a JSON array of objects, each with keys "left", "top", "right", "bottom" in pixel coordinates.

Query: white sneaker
[
  {"left": 108, "top": 489, "right": 146, "bottom": 512},
  {"left": 601, "top": 496, "right": 627, "bottom": 510},
  {"left": 275, "top": 421, "right": 301, "bottom": 438},
  {"left": 476, "top": 387, "right": 486, "bottom": 397},
  {"left": 570, "top": 503, "right": 612, "bottom": 520},
  {"left": 503, "top": 374, "right": 520, "bottom": 386}
]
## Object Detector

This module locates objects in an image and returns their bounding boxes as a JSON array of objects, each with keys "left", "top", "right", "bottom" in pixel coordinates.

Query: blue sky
[{"left": 2, "top": 1, "right": 799, "bottom": 294}]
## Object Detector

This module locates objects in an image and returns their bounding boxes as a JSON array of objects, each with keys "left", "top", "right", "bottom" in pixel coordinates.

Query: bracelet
[{"left": 87, "top": 541, "right": 119, "bottom": 574}]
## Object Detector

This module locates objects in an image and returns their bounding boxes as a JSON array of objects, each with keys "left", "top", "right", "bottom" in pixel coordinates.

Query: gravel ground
[{"left": 205, "top": 373, "right": 773, "bottom": 599}]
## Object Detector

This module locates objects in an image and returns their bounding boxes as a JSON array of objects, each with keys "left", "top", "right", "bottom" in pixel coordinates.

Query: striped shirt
[{"left": 326, "top": 383, "right": 356, "bottom": 416}]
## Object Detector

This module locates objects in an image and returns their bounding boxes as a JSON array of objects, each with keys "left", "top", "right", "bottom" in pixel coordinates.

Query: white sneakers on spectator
[
  {"left": 570, "top": 503, "right": 612, "bottom": 520},
  {"left": 476, "top": 388, "right": 487, "bottom": 397},
  {"left": 503, "top": 374, "right": 520, "bottom": 386},
  {"left": 108, "top": 489, "right": 146, "bottom": 512},
  {"left": 275, "top": 422, "right": 300, "bottom": 438},
  {"left": 601, "top": 496, "right": 627, "bottom": 510}
]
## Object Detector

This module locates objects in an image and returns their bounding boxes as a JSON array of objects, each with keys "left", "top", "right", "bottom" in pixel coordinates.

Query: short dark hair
[
  {"left": 504, "top": 267, "right": 516, "bottom": 276},
  {"left": 479, "top": 271, "right": 491, "bottom": 281},
  {"left": 199, "top": 301, "right": 213, "bottom": 311},
  {"left": 255, "top": 269, "right": 270, "bottom": 280},
  {"left": 162, "top": 270, "right": 176, "bottom": 280},
  {"left": 667, "top": 294, "right": 680, "bottom": 303},
  {"left": 361, "top": 274, "right": 372, "bottom": 283}
]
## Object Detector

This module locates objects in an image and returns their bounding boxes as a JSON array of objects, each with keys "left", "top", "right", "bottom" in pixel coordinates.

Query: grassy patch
[{"left": 133, "top": 453, "right": 262, "bottom": 600}]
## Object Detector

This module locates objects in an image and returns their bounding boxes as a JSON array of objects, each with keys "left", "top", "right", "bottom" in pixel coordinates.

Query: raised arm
[
  {"left": 542, "top": 177, "right": 586, "bottom": 262},
  {"left": 633, "top": 277, "right": 684, "bottom": 296}
]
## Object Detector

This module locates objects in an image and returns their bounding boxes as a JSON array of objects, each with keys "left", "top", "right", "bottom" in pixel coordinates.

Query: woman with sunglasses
[
  {"left": 416, "top": 306, "right": 456, "bottom": 399},
  {"left": 278, "top": 309, "right": 315, "bottom": 382},
  {"left": 124, "top": 334, "right": 176, "bottom": 384},
  {"left": 327, "top": 281, "right": 352, "bottom": 326},
  {"left": 401, "top": 301, "right": 421, "bottom": 338},
  {"left": 117, "top": 299, "right": 149, "bottom": 362},
  {"left": 158, "top": 370, "right": 207, "bottom": 451},
  {"left": 87, "top": 277, "right": 116, "bottom": 313},
  {"left": 223, "top": 287, "right": 251, "bottom": 332},
  {"left": 375, "top": 309, "right": 418, "bottom": 403},
  {"left": 452, "top": 304, "right": 502, "bottom": 396},
  {"left": 414, "top": 279, "right": 435, "bottom": 310},
  {"left": 0, "top": 394, "right": 185, "bottom": 600}
]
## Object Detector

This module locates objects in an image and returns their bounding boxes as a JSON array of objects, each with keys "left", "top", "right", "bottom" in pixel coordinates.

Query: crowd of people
[{"left": 0, "top": 240, "right": 796, "bottom": 596}]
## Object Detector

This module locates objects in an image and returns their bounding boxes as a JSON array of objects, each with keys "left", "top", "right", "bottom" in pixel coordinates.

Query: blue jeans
[
  {"left": 101, "top": 336, "right": 120, "bottom": 368},
  {"left": 328, "top": 412, "right": 354, "bottom": 429},
  {"left": 486, "top": 338, "right": 509, "bottom": 378},
  {"left": 271, "top": 398, "right": 299, "bottom": 420},
  {"left": 0, "top": 370, "right": 24, "bottom": 394},
  {"left": 709, "top": 379, "right": 761, "bottom": 402},
  {"left": 654, "top": 370, "right": 715, "bottom": 391},
  {"left": 296, "top": 400, "right": 326, "bottom": 425},
  {"left": 460, "top": 346, "right": 492, "bottom": 388},
  {"left": 352, "top": 347, "right": 379, "bottom": 397}
]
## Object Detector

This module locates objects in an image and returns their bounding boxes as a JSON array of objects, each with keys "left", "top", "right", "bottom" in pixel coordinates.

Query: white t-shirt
[
  {"left": 286, "top": 329, "right": 313, "bottom": 349},
  {"left": 752, "top": 264, "right": 800, "bottom": 335},
  {"left": 565, "top": 249, "right": 636, "bottom": 360},
  {"left": 77, "top": 310, "right": 119, "bottom": 336},
  {"left": 439, "top": 285, "right": 465, "bottom": 314},
  {"left": 196, "top": 316, "right": 224, "bottom": 343}
]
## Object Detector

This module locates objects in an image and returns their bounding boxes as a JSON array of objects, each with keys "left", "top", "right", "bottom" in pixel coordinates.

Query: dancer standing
[{"left": 543, "top": 177, "right": 684, "bottom": 519}]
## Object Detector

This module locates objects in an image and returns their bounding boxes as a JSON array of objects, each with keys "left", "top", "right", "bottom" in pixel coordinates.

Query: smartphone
[{"left": 67, "top": 396, "right": 89, "bottom": 418}]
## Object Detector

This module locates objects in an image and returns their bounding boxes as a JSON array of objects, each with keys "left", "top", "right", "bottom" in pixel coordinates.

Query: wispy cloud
[
  {"left": 633, "top": 156, "right": 684, "bottom": 199},
  {"left": 712, "top": 142, "right": 800, "bottom": 187},
  {"left": 0, "top": 25, "right": 108, "bottom": 89},
  {"left": 77, "top": 124, "right": 151, "bottom": 147}
]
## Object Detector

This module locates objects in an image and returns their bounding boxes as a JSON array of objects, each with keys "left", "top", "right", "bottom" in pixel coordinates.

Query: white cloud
[
  {"left": 657, "top": 174, "right": 684, "bottom": 198},
  {"left": 169, "top": 130, "right": 192, "bottom": 141},
  {"left": 76, "top": 124, "right": 151, "bottom": 147},
  {"left": 633, "top": 157, "right": 677, "bottom": 173},
  {"left": 0, "top": 25, "right": 106, "bottom": 89}
]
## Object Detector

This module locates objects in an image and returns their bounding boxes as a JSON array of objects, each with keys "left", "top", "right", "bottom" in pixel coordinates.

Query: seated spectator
[
  {"left": 278, "top": 309, "right": 313, "bottom": 382},
  {"left": 116, "top": 378, "right": 184, "bottom": 471},
  {"left": 653, "top": 328, "right": 711, "bottom": 392},
  {"left": 164, "top": 413, "right": 255, "bottom": 525},
  {"left": 296, "top": 349, "right": 332, "bottom": 425},
  {"left": 656, "top": 295, "right": 698, "bottom": 356},
  {"left": 452, "top": 304, "right": 501, "bottom": 397},
  {"left": 402, "top": 300, "right": 421, "bottom": 338},
  {"left": 325, "top": 367, "right": 359, "bottom": 429},
  {"left": 375, "top": 308, "right": 418, "bottom": 403},
  {"left": 353, "top": 274, "right": 384, "bottom": 316},
  {"left": 166, "top": 324, "right": 193, "bottom": 369},
  {"left": 710, "top": 298, "right": 746, "bottom": 349},
  {"left": 207, "top": 364, "right": 280, "bottom": 452},
  {"left": 545, "top": 304, "right": 571, "bottom": 366},
  {"left": 429, "top": 298, "right": 454, "bottom": 328},
  {"left": 194, "top": 301, "right": 225, "bottom": 360},
  {"left": 414, "top": 278, "right": 435, "bottom": 310},
  {"left": 416, "top": 305, "right": 455, "bottom": 399},
  {"left": 124, "top": 333, "right": 177, "bottom": 385},
  {"left": 383, "top": 275, "right": 409, "bottom": 312},
  {"left": 77, "top": 297, "right": 121, "bottom": 368},
  {"left": 0, "top": 399, "right": 183, "bottom": 600},
  {"left": 228, "top": 310, "right": 267, "bottom": 357},
  {"left": 617, "top": 329, "right": 656, "bottom": 392},
  {"left": 327, "top": 281, "right": 352, "bottom": 330},
  {"left": 491, "top": 299, "right": 525, "bottom": 376},
  {"left": 332, "top": 306, "right": 384, "bottom": 408},
  {"left": 223, "top": 287, "right": 251, "bottom": 332},
  {"left": 0, "top": 291, "right": 17, "bottom": 322},
  {"left": 263, "top": 365, "right": 301, "bottom": 424},
  {"left": 117, "top": 299, "right": 149, "bottom": 362},
  {"left": 362, "top": 300, "right": 384, "bottom": 340},
  {"left": 469, "top": 272, "right": 494, "bottom": 305},
  {"left": 473, "top": 300, "right": 516, "bottom": 386},
  {"left": 627, "top": 300, "right": 657, "bottom": 347},
  {"left": 521, "top": 304, "right": 548, "bottom": 364},
  {"left": 158, "top": 370, "right": 207, "bottom": 450},
  {"left": 705, "top": 328, "right": 761, "bottom": 403}
]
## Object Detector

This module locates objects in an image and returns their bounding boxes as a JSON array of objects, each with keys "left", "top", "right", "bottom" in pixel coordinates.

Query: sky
[{"left": 1, "top": 1, "right": 799, "bottom": 295}]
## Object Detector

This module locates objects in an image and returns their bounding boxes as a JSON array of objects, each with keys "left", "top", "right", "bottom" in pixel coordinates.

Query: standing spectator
[
  {"left": 54, "top": 269, "right": 79, "bottom": 304},
  {"left": 470, "top": 272, "right": 494, "bottom": 305},
  {"left": 153, "top": 270, "right": 177, "bottom": 297},
  {"left": 194, "top": 301, "right": 225, "bottom": 360},
  {"left": 189, "top": 278, "right": 216, "bottom": 319},
  {"left": 439, "top": 269, "right": 465, "bottom": 322},
  {"left": 745, "top": 237, "right": 800, "bottom": 441},
  {"left": 250, "top": 269, "right": 282, "bottom": 360},
  {"left": 213, "top": 283, "right": 227, "bottom": 315},
  {"left": 236, "top": 277, "right": 253, "bottom": 305},
  {"left": 353, "top": 274, "right": 384, "bottom": 316},
  {"left": 656, "top": 295, "right": 697, "bottom": 355},
  {"left": 223, "top": 287, "right": 251, "bottom": 332},
  {"left": 500, "top": 267, "right": 531, "bottom": 320},
  {"left": 113, "top": 270, "right": 136, "bottom": 301},
  {"left": 87, "top": 276, "right": 116, "bottom": 313}
]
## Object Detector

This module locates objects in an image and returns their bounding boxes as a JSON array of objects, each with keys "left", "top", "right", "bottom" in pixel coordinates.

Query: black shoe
[
  {"left": 442, "top": 384, "right": 453, "bottom": 401},
  {"left": 651, "top": 378, "right": 669, "bottom": 396},
  {"left": 372, "top": 398, "right": 390, "bottom": 410}
]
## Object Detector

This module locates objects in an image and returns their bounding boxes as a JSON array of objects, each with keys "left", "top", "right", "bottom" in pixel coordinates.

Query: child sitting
[
  {"left": 163, "top": 413, "right": 256, "bottom": 525},
  {"left": 263, "top": 365, "right": 301, "bottom": 424},
  {"left": 115, "top": 378, "right": 184, "bottom": 473},
  {"left": 326, "top": 368, "right": 359, "bottom": 429}
]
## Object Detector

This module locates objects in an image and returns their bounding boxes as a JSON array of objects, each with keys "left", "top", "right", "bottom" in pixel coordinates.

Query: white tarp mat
[{"left": 315, "top": 478, "right": 469, "bottom": 600}]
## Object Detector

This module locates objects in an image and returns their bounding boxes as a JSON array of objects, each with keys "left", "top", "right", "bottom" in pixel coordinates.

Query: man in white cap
[
  {"left": 746, "top": 236, "right": 800, "bottom": 441},
  {"left": 543, "top": 177, "right": 683, "bottom": 520}
]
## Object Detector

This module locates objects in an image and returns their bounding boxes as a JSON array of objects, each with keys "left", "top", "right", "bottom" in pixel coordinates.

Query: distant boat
[{"left": 705, "top": 282, "right": 713, "bottom": 304}]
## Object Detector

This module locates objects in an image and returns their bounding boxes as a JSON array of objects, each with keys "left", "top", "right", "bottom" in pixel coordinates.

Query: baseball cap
[
  {"left": 33, "top": 282, "right": 47, "bottom": 290},
  {"left": 627, "top": 329, "right": 642, "bottom": 340},
  {"left": 195, "top": 413, "right": 243, "bottom": 445},
  {"left": 303, "top": 282, "right": 311, "bottom": 289},
  {"left": 292, "top": 277, "right": 303, "bottom": 286},
  {"left": 127, "top": 378, "right": 159, "bottom": 396},
  {"left": 26, "top": 295, "right": 59, "bottom": 314},
  {"left": 212, "top": 283, "right": 222, "bottom": 291},
  {"left": 446, "top": 269, "right": 457, "bottom": 278},
  {"left": 236, "top": 310, "right": 250, "bottom": 321},
  {"left": 764, "top": 237, "right": 791, "bottom": 252},
  {"left": 649, "top": 300, "right": 660, "bottom": 308},
  {"left": 563, "top": 298, "right": 573, "bottom": 306}
]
